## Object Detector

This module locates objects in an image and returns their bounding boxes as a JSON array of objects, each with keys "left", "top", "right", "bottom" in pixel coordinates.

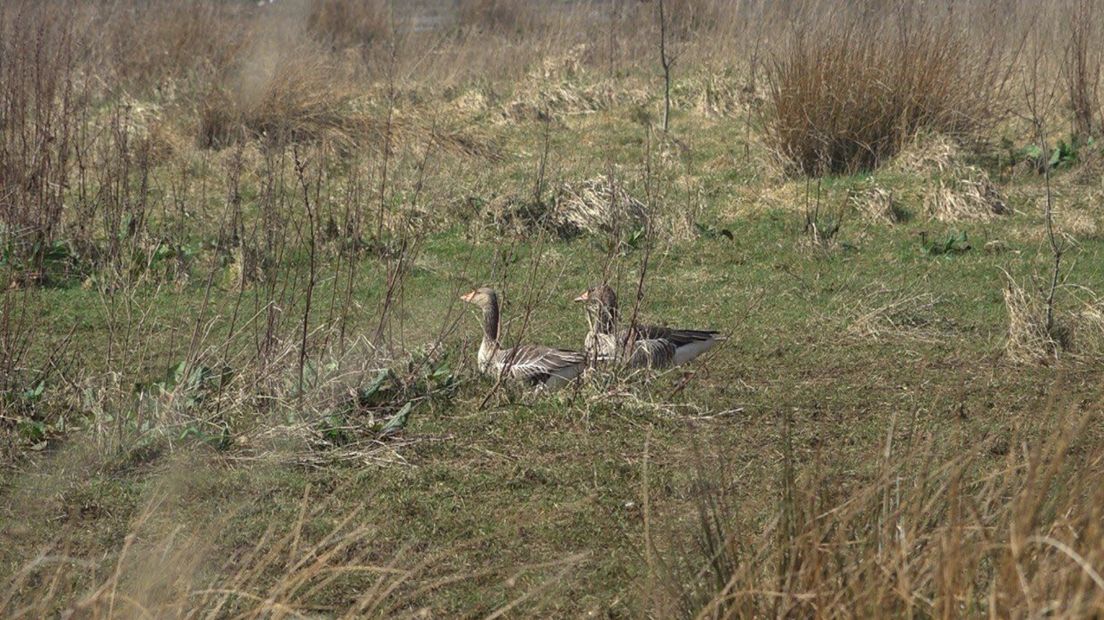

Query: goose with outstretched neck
[
  {"left": 460, "top": 287, "right": 587, "bottom": 389},
  {"left": 574, "top": 284, "right": 723, "bottom": 369}
]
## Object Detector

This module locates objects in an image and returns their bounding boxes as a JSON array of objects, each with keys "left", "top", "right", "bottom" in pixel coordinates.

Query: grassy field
[{"left": 3, "top": 0, "right": 1104, "bottom": 617}]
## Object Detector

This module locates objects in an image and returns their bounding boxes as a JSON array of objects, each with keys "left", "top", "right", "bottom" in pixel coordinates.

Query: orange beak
[
  {"left": 573, "top": 290, "right": 589, "bottom": 302},
  {"left": 460, "top": 290, "right": 476, "bottom": 302}
]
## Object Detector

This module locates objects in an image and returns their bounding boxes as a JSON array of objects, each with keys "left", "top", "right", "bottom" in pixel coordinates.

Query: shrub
[
  {"left": 198, "top": 47, "right": 363, "bottom": 150},
  {"left": 1063, "top": 0, "right": 1102, "bottom": 141},
  {"left": 0, "top": 3, "right": 81, "bottom": 273},
  {"left": 307, "top": 0, "right": 390, "bottom": 50},
  {"left": 767, "top": 7, "right": 1002, "bottom": 175},
  {"left": 457, "top": 0, "right": 542, "bottom": 35}
]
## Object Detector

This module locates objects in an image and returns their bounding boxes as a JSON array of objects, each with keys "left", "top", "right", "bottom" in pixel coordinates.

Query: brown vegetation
[
  {"left": 2, "top": 0, "right": 1104, "bottom": 616},
  {"left": 766, "top": 4, "right": 1007, "bottom": 175}
]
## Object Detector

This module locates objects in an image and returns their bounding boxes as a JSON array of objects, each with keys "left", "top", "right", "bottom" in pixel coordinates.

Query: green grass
[{"left": 3, "top": 79, "right": 1104, "bottom": 616}]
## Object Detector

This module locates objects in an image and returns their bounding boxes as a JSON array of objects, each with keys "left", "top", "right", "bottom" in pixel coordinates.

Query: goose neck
[{"left": 481, "top": 295, "right": 500, "bottom": 344}]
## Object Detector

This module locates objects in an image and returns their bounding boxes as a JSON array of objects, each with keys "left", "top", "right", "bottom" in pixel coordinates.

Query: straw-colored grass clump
[
  {"left": 871, "top": 134, "right": 1010, "bottom": 223},
  {"left": 1004, "top": 276, "right": 1104, "bottom": 364}
]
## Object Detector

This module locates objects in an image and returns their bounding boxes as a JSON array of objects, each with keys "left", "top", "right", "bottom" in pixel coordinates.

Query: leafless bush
[
  {"left": 767, "top": 5, "right": 1004, "bottom": 175},
  {"left": 457, "top": 0, "right": 543, "bottom": 35},
  {"left": 0, "top": 3, "right": 82, "bottom": 275},
  {"left": 307, "top": 0, "right": 390, "bottom": 51},
  {"left": 199, "top": 48, "right": 364, "bottom": 150},
  {"left": 1063, "top": 0, "right": 1102, "bottom": 141}
]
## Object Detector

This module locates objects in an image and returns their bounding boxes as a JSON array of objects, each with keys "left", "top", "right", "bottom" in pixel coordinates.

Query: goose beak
[
  {"left": 573, "top": 290, "right": 589, "bottom": 303},
  {"left": 460, "top": 291, "right": 476, "bottom": 303}
]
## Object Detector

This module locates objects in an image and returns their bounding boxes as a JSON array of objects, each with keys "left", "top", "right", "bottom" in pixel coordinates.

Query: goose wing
[
  {"left": 493, "top": 344, "right": 587, "bottom": 386},
  {"left": 621, "top": 325, "right": 723, "bottom": 368}
]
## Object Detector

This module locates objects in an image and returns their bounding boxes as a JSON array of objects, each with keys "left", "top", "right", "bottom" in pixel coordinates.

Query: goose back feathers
[
  {"left": 462, "top": 287, "right": 586, "bottom": 389},
  {"left": 575, "top": 284, "right": 723, "bottom": 369}
]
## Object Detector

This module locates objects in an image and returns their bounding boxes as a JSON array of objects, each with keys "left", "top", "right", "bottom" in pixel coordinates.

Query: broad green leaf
[{"left": 380, "top": 401, "right": 414, "bottom": 436}]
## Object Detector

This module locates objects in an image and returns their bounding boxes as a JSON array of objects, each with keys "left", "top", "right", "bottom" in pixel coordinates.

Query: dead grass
[
  {"left": 1003, "top": 275, "right": 1080, "bottom": 364},
  {"left": 97, "top": 0, "right": 248, "bottom": 89},
  {"left": 501, "top": 45, "right": 649, "bottom": 121},
  {"left": 889, "top": 135, "right": 1010, "bottom": 222},
  {"left": 1, "top": 459, "right": 450, "bottom": 618},
  {"left": 4, "top": 0, "right": 1104, "bottom": 616},
  {"left": 924, "top": 172, "right": 1009, "bottom": 222},
  {"left": 651, "top": 401, "right": 1104, "bottom": 618},
  {"left": 675, "top": 70, "right": 755, "bottom": 119},
  {"left": 457, "top": 0, "right": 544, "bottom": 35},
  {"left": 557, "top": 175, "right": 648, "bottom": 240},
  {"left": 847, "top": 289, "right": 943, "bottom": 343},
  {"left": 851, "top": 186, "right": 907, "bottom": 224}
]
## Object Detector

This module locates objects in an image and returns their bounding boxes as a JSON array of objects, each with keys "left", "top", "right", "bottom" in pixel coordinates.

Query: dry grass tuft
[
  {"left": 1004, "top": 276, "right": 1066, "bottom": 364},
  {"left": 1005, "top": 277, "right": 1104, "bottom": 364},
  {"left": 557, "top": 175, "right": 648, "bottom": 239},
  {"left": 888, "top": 133, "right": 963, "bottom": 177},
  {"left": 675, "top": 70, "right": 754, "bottom": 118},
  {"left": 1060, "top": 210, "right": 1100, "bottom": 239},
  {"left": 888, "top": 134, "right": 1010, "bottom": 222},
  {"left": 924, "top": 171, "right": 1008, "bottom": 222},
  {"left": 651, "top": 402, "right": 1104, "bottom": 618},
  {"left": 2, "top": 470, "right": 445, "bottom": 618},
  {"left": 847, "top": 289, "right": 943, "bottom": 342},
  {"left": 851, "top": 186, "right": 907, "bottom": 224},
  {"left": 501, "top": 45, "right": 649, "bottom": 121}
]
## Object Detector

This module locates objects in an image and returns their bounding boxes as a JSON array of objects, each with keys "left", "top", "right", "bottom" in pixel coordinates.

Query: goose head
[
  {"left": 574, "top": 284, "right": 619, "bottom": 334},
  {"left": 461, "top": 286, "right": 500, "bottom": 342},
  {"left": 460, "top": 286, "right": 498, "bottom": 309}
]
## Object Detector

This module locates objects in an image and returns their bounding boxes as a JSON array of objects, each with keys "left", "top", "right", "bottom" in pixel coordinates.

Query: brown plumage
[
  {"left": 574, "top": 284, "right": 723, "bottom": 369},
  {"left": 460, "top": 287, "right": 586, "bottom": 389}
]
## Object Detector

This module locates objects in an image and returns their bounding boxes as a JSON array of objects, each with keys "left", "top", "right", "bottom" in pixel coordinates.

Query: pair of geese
[{"left": 460, "top": 284, "right": 723, "bottom": 389}]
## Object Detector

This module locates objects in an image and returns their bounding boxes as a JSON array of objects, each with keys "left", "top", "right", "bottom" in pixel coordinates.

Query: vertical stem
[
  {"left": 658, "top": 0, "right": 672, "bottom": 133},
  {"left": 295, "top": 151, "right": 317, "bottom": 403},
  {"left": 377, "top": 34, "right": 398, "bottom": 243},
  {"left": 1038, "top": 121, "right": 1061, "bottom": 336}
]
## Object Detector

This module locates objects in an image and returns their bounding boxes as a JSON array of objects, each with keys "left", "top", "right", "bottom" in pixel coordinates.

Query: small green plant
[
  {"left": 921, "top": 230, "right": 971, "bottom": 255},
  {"left": 1014, "top": 134, "right": 1093, "bottom": 172},
  {"left": 178, "top": 422, "right": 232, "bottom": 450},
  {"left": 694, "top": 221, "right": 734, "bottom": 240}
]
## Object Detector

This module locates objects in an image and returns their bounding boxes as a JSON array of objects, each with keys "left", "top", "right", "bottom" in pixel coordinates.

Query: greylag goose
[
  {"left": 460, "top": 287, "right": 587, "bottom": 389},
  {"left": 574, "top": 284, "right": 723, "bottom": 369}
]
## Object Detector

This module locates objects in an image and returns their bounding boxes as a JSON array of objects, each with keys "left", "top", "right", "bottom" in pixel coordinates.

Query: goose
[
  {"left": 573, "top": 284, "right": 723, "bottom": 369},
  {"left": 460, "top": 287, "right": 587, "bottom": 389}
]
